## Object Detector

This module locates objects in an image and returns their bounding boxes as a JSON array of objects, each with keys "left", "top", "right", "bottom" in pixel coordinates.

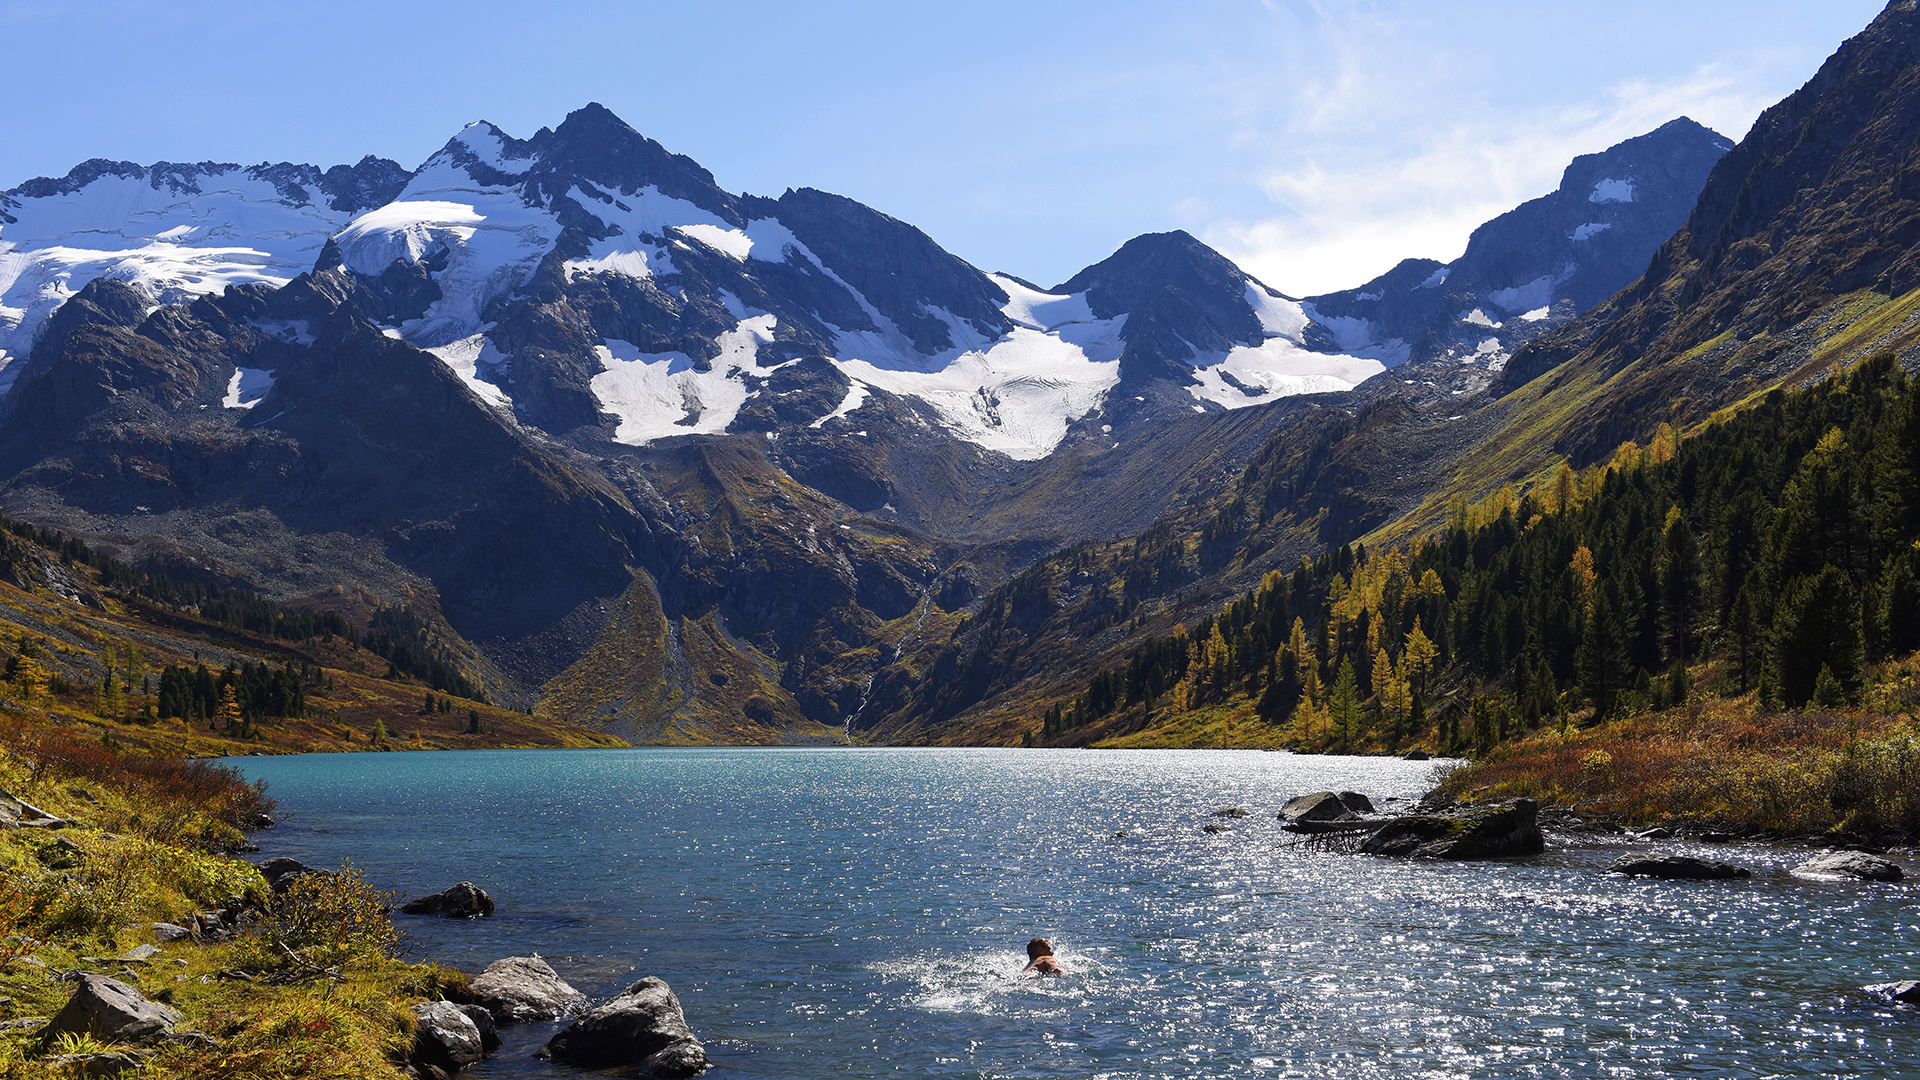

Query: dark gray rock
[
  {"left": 1202, "top": 822, "right": 1232, "bottom": 834},
  {"left": 256, "top": 857, "right": 322, "bottom": 894},
  {"left": 149, "top": 923, "right": 191, "bottom": 943},
  {"left": 1210, "top": 807, "right": 1251, "bottom": 818},
  {"left": 455, "top": 1004, "right": 500, "bottom": 1054},
  {"left": 1865, "top": 980, "right": 1920, "bottom": 1003},
  {"left": 1403, "top": 749, "right": 1431, "bottom": 760},
  {"left": 1279, "top": 792, "right": 1356, "bottom": 823},
  {"left": 410, "top": 1001, "right": 484, "bottom": 1073},
  {"left": 470, "top": 955, "right": 587, "bottom": 1024},
  {"left": 37, "top": 975, "right": 183, "bottom": 1050},
  {"left": 38, "top": 1050, "right": 144, "bottom": 1075},
  {"left": 541, "top": 976, "right": 707, "bottom": 1077},
  {"left": 1337, "top": 791, "right": 1374, "bottom": 814},
  {"left": 1795, "top": 851, "right": 1904, "bottom": 882},
  {"left": 401, "top": 882, "right": 495, "bottom": 918},
  {"left": 1607, "top": 855, "right": 1751, "bottom": 879},
  {"left": 1359, "top": 798, "right": 1545, "bottom": 859}
]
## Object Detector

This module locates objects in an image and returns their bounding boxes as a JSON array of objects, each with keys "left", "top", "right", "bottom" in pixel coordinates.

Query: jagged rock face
[
  {"left": 1495, "top": 0, "right": 1920, "bottom": 462},
  {"left": 1305, "top": 118, "right": 1732, "bottom": 373},
  {"left": 1055, "top": 231, "right": 1276, "bottom": 386}
]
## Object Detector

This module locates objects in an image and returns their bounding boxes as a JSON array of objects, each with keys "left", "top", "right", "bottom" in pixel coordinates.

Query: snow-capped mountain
[
  {"left": 0, "top": 102, "right": 1741, "bottom": 738},
  {"left": 0, "top": 156, "right": 408, "bottom": 390},
  {"left": 1303, "top": 117, "right": 1733, "bottom": 376},
  {"left": 1, "top": 105, "right": 1383, "bottom": 463}
]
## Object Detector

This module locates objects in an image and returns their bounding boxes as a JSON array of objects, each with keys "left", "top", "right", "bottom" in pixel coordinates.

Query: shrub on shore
[{"left": 1442, "top": 693, "right": 1920, "bottom": 836}]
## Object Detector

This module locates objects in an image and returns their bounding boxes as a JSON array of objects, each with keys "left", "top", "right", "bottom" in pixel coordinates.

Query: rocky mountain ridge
[{"left": 0, "top": 60, "right": 1838, "bottom": 743}]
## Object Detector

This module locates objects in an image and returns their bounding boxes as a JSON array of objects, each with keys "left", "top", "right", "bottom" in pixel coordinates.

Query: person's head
[{"left": 1027, "top": 937, "right": 1053, "bottom": 959}]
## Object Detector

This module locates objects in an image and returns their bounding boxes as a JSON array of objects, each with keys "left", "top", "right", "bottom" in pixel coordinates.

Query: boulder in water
[
  {"left": 470, "top": 955, "right": 587, "bottom": 1024},
  {"left": 541, "top": 976, "right": 707, "bottom": 1077},
  {"left": 1279, "top": 792, "right": 1355, "bottom": 823},
  {"left": 1865, "top": 980, "right": 1920, "bottom": 1003},
  {"left": 1606, "top": 854, "right": 1750, "bottom": 879},
  {"left": 1337, "top": 791, "right": 1374, "bottom": 814},
  {"left": 401, "top": 882, "right": 495, "bottom": 918},
  {"left": 1794, "top": 851, "right": 1904, "bottom": 882},
  {"left": 1358, "top": 798, "right": 1544, "bottom": 859}
]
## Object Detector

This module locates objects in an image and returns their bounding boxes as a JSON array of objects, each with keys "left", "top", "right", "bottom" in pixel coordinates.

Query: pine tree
[
  {"left": 1576, "top": 590, "right": 1632, "bottom": 719},
  {"left": 216, "top": 685, "right": 244, "bottom": 734},
  {"left": 1330, "top": 656, "right": 1361, "bottom": 749},
  {"left": 1768, "top": 565, "right": 1863, "bottom": 708},
  {"left": 1402, "top": 618, "right": 1437, "bottom": 699}
]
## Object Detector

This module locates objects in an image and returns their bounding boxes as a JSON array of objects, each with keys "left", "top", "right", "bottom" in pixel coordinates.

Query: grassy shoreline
[{"left": 0, "top": 724, "right": 483, "bottom": 1078}]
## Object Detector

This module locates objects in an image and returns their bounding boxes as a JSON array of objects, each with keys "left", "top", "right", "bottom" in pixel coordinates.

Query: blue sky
[{"left": 0, "top": 0, "right": 1886, "bottom": 295}]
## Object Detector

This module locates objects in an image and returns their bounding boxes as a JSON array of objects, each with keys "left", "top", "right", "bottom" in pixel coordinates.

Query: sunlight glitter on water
[{"left": 235, "top": 748, "right": 1920, "bottom": 1078}]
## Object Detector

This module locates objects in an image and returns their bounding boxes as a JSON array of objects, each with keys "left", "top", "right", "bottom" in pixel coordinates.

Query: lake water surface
[{"left": 233, "top": 747, "right": 1920, "bottom": 1078}]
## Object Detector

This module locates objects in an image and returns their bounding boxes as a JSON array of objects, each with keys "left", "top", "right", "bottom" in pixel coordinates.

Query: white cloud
[{"left": 1199, "top": 5, "right": 1857, "bottom": 296}]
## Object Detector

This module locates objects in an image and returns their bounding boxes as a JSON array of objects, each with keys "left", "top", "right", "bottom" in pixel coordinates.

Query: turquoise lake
[{"left": 233, "top": 747, "right": 1920, "bottom": 1078}]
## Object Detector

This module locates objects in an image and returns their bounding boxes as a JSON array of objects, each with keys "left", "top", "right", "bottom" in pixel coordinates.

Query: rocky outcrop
[
  {"left": 36, "top": 975, "right": 183, "bottom": 1051},
  {"left": 541, "top": 976, "right": 707, "bottom": 1077},
  {"left": 1794, "top": 851, "right": 1904, "bottom": 882},
  {"left": 469, "top": 955, "right": 587, "bottom": 1024},
  {"left": 1606, "top": 855, "right": 1751, "bottom": 879},
  {"left": 1358, "top": 798, "right": 1544, "bottom": 859},
  {"left": 410, "top": 1001, "right": 484, "bottom": 1074},
  {"left": 400, "top": 882, "right": 495, "bottom": 918}
]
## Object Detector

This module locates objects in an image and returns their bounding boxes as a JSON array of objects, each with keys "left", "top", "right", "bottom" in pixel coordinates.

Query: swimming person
[{"left": 1022, "top": 937, "right": 1067, "bottom": 975}]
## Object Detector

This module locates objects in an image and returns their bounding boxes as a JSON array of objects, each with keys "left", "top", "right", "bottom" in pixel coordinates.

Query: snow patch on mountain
[
  {"left": 222, "top": 367, "right": 275, "bottom": 409},
  {"left": 1418, "top": 267, "right": 1450, "bottom": 289},
  {"left": 837, "top": 321, "right": 1125, "bottom": 460},
  {"left": 1589, "top": 178, "right": 1635, "bottom": 203},
  {"left": 1488, "top": 267, "right": 1573, "bottom": 313},
  {"left": 0, "top": 169, "right": 356, "bottom": 362},
  {"left": 811, "top": 380, "right": 871, "bottom": 428},
  {"left": 1244, "top": 283, "right": 1309, "bottom": 339},
  {"left": 989, "top": 275, "right": 1096, "bottom": 331},
  {"left": 592, "top": 315, "right": 778, "bottom": 444},
  {"left": 1571, "top": 221, "right": 1613, "bottom": 241},
  {"left": 423, "top": 332, "right": 513, "bottom": 408},
  {"left": 1187, "top": 339, "right": 1384, "bottom": 410},
  {"left": 334, "top": 155, "right": 563, "bottom": 345}
]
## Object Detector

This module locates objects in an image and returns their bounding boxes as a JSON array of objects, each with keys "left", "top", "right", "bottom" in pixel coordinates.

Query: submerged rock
[
  {"left": 1795, "top": 851, "right": 1904, "bottom": 882},
  {"left": 1865, "top": 980, "right": 1920, "bottom": 1003},
  {"left": 541, "top": 976, "right": 707, "bottom": 1077},
  {"left": 1607, "top": 855, "right": 1751, "bottom": 879},
  {"left": 1210, "top": 807, "right": 1251, "bottom": 818},
  {"left": 401, "top": 882, "right": 495, "bottom": 919},
  {"left": 470, "top": 955, "right": 587, "bottom": 1024},
  {"left": 1203, "top": 822, "right": 1232, "bottom": 834},
  {"left": 1359, "top": 798, "right": 1544, "bottom": 859}
]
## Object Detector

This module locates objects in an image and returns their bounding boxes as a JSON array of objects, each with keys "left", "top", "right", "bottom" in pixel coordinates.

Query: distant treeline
[
  {"left": 0, "top": 516, "right": 352, "bottom": 642},
  {"left": 361, "top": 605, "right": 486, "bottom": 702},
  {"left": 1051, "top": 353, "right": 1920, "bottom": 749},
  {"left": 0, "top": 516, "right": 484, "bottom": 701}
]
